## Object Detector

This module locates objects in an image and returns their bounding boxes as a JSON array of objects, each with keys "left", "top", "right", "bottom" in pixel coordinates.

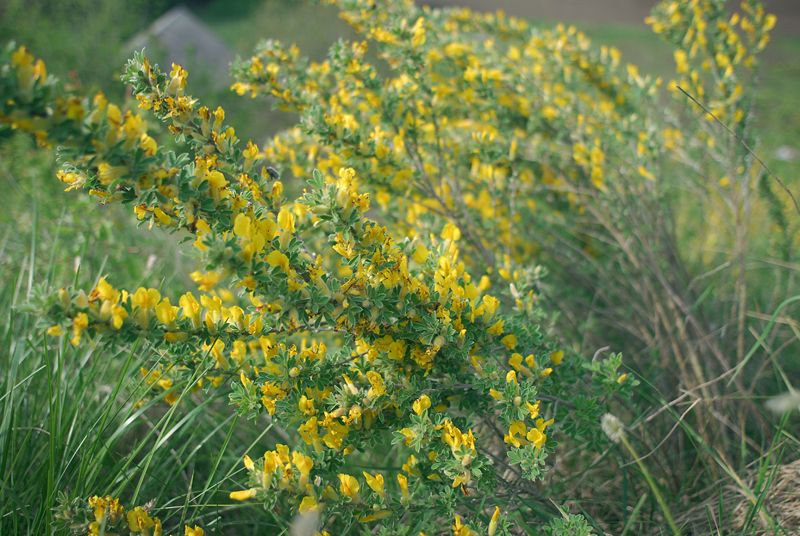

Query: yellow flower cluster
[
  {"left": 647, "top": 0, "right": 776, "bottom": 125},
  {"left": 85, "top": 495, "right": 203, "bottom": 536}
]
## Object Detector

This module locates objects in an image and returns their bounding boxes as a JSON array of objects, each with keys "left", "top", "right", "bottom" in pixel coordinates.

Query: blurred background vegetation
[
  {"left": 1, "top": 0, "right": 797, "bottom": 292},
  {"left": 2, "top": 0, "right": 797, "bottom": 155}
]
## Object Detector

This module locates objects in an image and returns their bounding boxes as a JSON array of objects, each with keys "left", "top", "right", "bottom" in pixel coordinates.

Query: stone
[{"left": 125, "top": 5, "right": 233, "bottom": 89}]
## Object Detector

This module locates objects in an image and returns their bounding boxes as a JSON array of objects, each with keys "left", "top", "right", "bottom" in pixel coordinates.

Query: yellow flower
[
  {"left": 243, "top": 455, "right": 255, "bottom": 471},
  {"left": 292, "top": 451, "right": 314, "bottom": 484},
  {"left": 488, "top": 507, "right": 501, "bottom": 536},
  {"left": 231, "top": 339, "right": 247, "bottom": 363},
  {"left": 179, "top": 292, "right": 202, "bottom": 328},
  {"left": 298, "top": 395, "right": 316, "bottom": 415},
  {"left": 362, "top": 471, "right": 385, "bottom": 498},
  {"left": 526, "top": 427, "right": 546, "bottom": 449},
  {"left": 411, "top": 17, "right": 426, "bottom": 48},
  {"left": 140, "top": 133, "right": 157, "bottom": 156},
  {"left": 168, "top": 63, "right": 188, "bottom": 94},
  {"left": 331, "top": 236, "right": 355, "bottom": 259},
  {"left": 358, "top": 510, "right": 392, "bottom": 523},
  {"left": 500, "top": 333, "right": 517, "bottom": 350},
  {"left": 441, "top": 222, "right": 461, "bottom": 241},
  {"left": 126, "top": 506, "right": 156, "bottom": 532},
  {"left": 277, "top": 205, "right": 296, "bottom": 233},
  {"left": 452, "top": 515, "right": 475, "bottom": 536},
  {"left": 402, "top": 453, "right": 420, "bottom": 476},
  {"left": 242, "top": 140, "right": 260, "bottom": 166},
  {"left": 88, "top": 496, "right": 124, "bottom": 524},
  {"left": 397, "top": 473, "right": 410, "bottom": 504},
  {"left": 298, "top": 495, "right": 320, "bottom": 513},
  {"left": 229, "top": 488, "right": 258, "bottom": 501},
  {"left": 674, "top": 49, "right": 689, "bottom": 74},
  {"left": 95, "top": 277, "right": 120, "bottom": 303},
  {"left": 134, "top": 204, "right": 148, "bottom": 220},
  {"left": 322, "top": 420, "right": 349, "bottom": 450},
  {"left": 261, "top": 383, "right": 287, "bottom": 416},
  {"left": 549, "top": 350, "right": 564, "bottom": 365},
  {"left": 56, "top": 170, "right": 84, "bottom": 191},
  {"left": 190, "top": 270, "right": 222, "bottom": 291},
  {"left": 106, "top": 103, "right": 122, "bottom": 127},
  {"left": 265, "top": 250, "right": 290, "bottom": 273},
  {"left": 412, "top": 394, "right": 431, "bottom": 415},
  {"left": 366, "top": 370, "right": 386, "bottom": 399},
  {"left": 184, "top": 525, "right": 204, "bottom": 536},
  {"left": 526, "top": 401, "right": 540, "bottom": 419},
  {"left": 71, "top": 312, "right": 89, "bottom": 347},
  {"left": 399, "top": 427, "right": 415, "bottom": 446},
  {"left": 46, "top": 325, "right": 63, "bottom": 337},
  {"left": 338, "top": 473, "right": 360, "bottom": 500},
  {"left": 412, "top": 243, "right": 429, "bottom": 263},
  {"left": 153, "top": 207, "right": 172, "bottom": 225},
  {"left": 11, "top": 46, "right": 33, "bottom": 68},
  {"left": 508, "top": 353, "right": 525, "bottom": 372},
  {"left": 536, "top": 417, "right": 555, "bottom": 433},
  {"left": 638, "top": 165, "right": 655, "bottom": 181},
  {"left": 205, "top": 339, "right": 228, "bottom": 368},
  {"left": 277, "top": 205, "right": 295, "bottom": 249},
  {"left": 131, "top": 287, "right": 161, "bottom": 326},
  {"left": 155, "top": 298, "right": 178, "bottom": 328},
  {"left": 487, "top": 319, "right": 504, "bottom": 335},
  {"left": 481, "top": 295, "right": 499, "bottom": 319},
  {"left": 206, "top": 170, "right": 228, "bottom": 198},
  {"left": 503, "top": 421, "right": 526, "bottom": 448}
]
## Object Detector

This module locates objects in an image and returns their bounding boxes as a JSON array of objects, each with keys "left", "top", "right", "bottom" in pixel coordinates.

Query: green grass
[
  {"left": 0, "top": 131, "right": 284, "bottom": 532},
  {"left": 0, "top": 311, "right": 272, "bottom": 533},
  {"left": 0, "top": 0, "right": 179, "bottom": 97},
  {"left": 198, "top": 0, "right": 352, "bottom": 61},
  {"left": 0, "top": 152, "right": 287, "bottom": 533},
  {"left": 755, "top": 36, "right": 800, "bottom": 181},
  {"left": 0, "top": 135, "right": 192, "bottom": 292}
]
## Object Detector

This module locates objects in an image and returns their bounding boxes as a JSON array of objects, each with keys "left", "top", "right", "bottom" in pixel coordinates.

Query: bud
[
  {"left": 601, "top": 413, "right": 625, "bottom": 444},
  {"left": 58, "top": 288, "right": 71, "bottom": 309},
  {"left": 488, "top": 506, "right": 501, "bottom": 536},
  {"left": 765, "top": 391, "right": 800, "bottom": 415}
]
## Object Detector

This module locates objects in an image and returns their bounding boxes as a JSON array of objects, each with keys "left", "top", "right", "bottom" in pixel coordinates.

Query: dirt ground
[{"left": 424, "top": 0, "right": 800, "bottom": 36}]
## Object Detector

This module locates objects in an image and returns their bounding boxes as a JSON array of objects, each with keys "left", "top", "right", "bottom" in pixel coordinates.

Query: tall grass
[
  {"left": 0, "top": 136, "right": 291, "bottom": 534},
  {"left": 0, "top": 227, "right": 298, "bottom": 534},
  {"left": 531, "top": 89, "right": 800, "bottom": 531}
]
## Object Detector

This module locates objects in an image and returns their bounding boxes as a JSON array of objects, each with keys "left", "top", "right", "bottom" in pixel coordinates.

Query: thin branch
[{"left": 676, "top": 85, "right": 800, "bottom": 215}]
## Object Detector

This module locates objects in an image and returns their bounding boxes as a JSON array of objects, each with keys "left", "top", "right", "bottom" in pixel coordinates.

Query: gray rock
[{"left": 125, "top": 5, "right": 233, "bottom": 89}]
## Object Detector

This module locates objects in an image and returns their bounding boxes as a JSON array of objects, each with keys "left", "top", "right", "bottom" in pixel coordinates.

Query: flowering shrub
[
  {"left": 0, "top": 0, "right": 781, "bottom": 533},
  {"left": 233, "top": 0, "right": 665, "bottom": 274},
  {"left": 55, "top": 495, "right": 204, "bottom": 536},
  {"left": 230, "top": 0, "right": 781, "bottom": 295}
]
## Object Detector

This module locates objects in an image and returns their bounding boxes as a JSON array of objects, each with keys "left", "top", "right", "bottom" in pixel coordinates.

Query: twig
[{"left": 676, "top": 85, "right": 800, "bottom": 216}]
